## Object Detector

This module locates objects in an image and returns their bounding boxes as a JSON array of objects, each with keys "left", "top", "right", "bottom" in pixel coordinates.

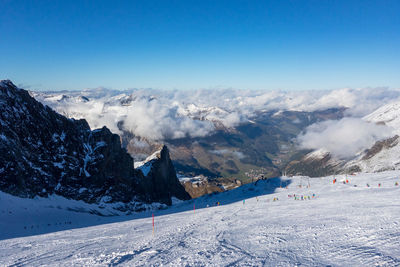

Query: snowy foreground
[{"left": 1, "top": 172, "right": 400, "bottom": 266}]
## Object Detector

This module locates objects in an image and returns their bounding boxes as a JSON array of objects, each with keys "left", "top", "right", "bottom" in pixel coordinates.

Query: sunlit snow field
[{"left": 1, "top": 172, "right": 400, "bottom": 266}]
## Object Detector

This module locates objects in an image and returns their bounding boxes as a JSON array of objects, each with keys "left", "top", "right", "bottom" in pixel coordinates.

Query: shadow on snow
[{"left": 1, "top": 177, "right": 291, "bottom": 241}]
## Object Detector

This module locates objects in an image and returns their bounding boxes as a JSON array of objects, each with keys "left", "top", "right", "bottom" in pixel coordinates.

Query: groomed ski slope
[{"left": 1, "top": 172, "right": 400, "bottom": 266}]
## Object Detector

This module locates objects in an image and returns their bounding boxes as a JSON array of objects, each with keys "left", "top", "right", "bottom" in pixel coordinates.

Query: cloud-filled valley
[
  {"left": 32, "top": 86, "right": 400, "bottom": 159},
  {"left": 297, "top": 118, "right": 394, "bottom": 159}
]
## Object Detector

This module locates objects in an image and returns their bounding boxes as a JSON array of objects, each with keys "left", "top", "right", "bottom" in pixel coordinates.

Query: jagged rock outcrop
[
  {"left": 0, "top": 80, "right": 190, "bottom": 207},
  {"left": 136, "top": 145, "right": 191, "bottom": 205},
  {"left": 181, "top": 176, "right": 241, "bottom": 198}
]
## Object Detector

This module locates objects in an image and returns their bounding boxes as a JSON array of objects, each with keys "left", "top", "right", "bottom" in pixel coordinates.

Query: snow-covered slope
[
  {"left": 1, "top": 172, "right": 399, "bottom": 266},
  {"left": 346, "top": 136, "right": 400, "bottom": 172},
  {"left": 293, "top": 100, "right": 400, "bottom": 175},
  {"left": 0, "top": 191, "right": 165, "bottom": 240},
  {"left": 134, "top": 149, "right": 160, "bottom": 176},
  {"left": 344, "top": 101, "right": 400, "bottom": 172},
  {"left": 364, "top": 101, "right": 400, "bottom": 132}
]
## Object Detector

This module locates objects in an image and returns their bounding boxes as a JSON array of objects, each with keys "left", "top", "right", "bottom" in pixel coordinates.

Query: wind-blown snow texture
[{"left": 1, "top": 172, "right": 399, "bottom": 266}]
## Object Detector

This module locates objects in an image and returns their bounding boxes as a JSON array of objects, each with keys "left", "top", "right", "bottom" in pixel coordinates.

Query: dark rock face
[
  {"left": 0, "top": 80, "right": 190, "bottom": 206},
  {"left": 137, "top": 145, "right": 191, "bottom": 205},
  {"left": 182, "top": 179, "right": 224, "bottom": 199},
  {"left": 181, "top": 177, "right": 241, "bottom": 199},
  {"left": 0, "top": 80, "right": 138, "bottom": 203}
]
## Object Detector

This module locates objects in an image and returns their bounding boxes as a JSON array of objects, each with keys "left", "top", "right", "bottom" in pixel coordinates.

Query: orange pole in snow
[{"left": 152, "top": 213, "right": 154, "bottom": 236}]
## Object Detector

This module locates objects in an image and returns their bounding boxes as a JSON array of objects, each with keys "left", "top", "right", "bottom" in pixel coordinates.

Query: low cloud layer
[
  {"left": 32, "top": 86, "right": 400, "bottom": 141},
  {"left": 210, "top": 149, "right": 246, "bottom": 159},
  {"left": 298, "top": 118, "right": 394, "bottom": 159}
]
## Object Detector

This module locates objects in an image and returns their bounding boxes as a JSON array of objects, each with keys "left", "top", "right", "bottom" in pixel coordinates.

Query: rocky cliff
[
  {"left": 181, "top": 176, "right": 241, "bottom": 198},
  {"left": 135, "top": 145, "right": 191, "bottom": 205},
  {"left": 0, "top": 80, "right": 190, "bottom": 208}
]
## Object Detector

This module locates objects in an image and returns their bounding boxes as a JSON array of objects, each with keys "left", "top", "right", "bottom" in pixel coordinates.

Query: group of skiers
[
  {"left": 333, "top": 178, "right": 399, "bottom": 188},
  {"left": 332, "top": 178, "right": 349, "bottom": 184},
  {"left": 242, "top": 196, "right": 279, "bottom": 205},
  {"left": 288, "top": 193, "right": 316, "bottom": 201},
  {"left": 219, "top": 178, "right": 397, "bottom": 209}
]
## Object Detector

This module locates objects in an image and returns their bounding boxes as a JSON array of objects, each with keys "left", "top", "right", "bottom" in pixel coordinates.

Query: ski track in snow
[{"left": 1, "top": 172, "right": 400, "bottom": 266}]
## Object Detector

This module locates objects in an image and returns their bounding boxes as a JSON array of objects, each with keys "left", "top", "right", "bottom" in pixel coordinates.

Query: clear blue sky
[{"left": 1, "top": 0, "right": 399, "bottom": 91}]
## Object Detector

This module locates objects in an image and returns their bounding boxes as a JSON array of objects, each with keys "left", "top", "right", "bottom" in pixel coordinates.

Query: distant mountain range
[
  {"left": 24, "top": 85, "right": 400, "bottom": 189},
  {"left": 30, "top": 86, "right": 400, "bottom": 182},
  {"left": 29, "top": 87, "right": 347, "bottom": 180}
]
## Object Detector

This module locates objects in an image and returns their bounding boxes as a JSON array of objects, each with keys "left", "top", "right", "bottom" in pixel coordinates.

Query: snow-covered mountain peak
[
  {"left": 0, "top": 80, "right": 19, "bottom": 90},
  {"left": 364, "top": 101, "right": 400, "bottom": 132},
  {"left": 304, "top": 149, "right": 330, "bottom": 160}
]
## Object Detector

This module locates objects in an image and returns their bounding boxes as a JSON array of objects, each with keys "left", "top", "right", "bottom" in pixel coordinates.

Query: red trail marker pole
[{"left": 152, "top": 213, "right": 155, "bottom": 236}]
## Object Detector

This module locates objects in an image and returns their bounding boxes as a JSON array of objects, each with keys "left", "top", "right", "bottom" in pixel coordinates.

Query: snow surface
[
  {"left": 0, "top": 192, "right": 166, "bottom": 240},
  {"left": 134, "top": 149, "right": 160, "bottom": 176},
  {"left": 338, "top": 101, "right": 400, "bottom": 172},
  {"left": 1, "top": 172, "right": 400, "bottom": 266},
  {"left": 365, "top": 101, "right": 400, "bottom": 132},
  {"left": 300, "top": 101, "right": 400, "bottom": 168},
  {"left": 346, "top": 137, "right": 400, "bottom": 173}
]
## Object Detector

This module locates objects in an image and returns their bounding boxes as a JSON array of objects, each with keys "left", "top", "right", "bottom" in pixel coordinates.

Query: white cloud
[
  {"left": 210, "top": 149, "right": 246, "bottom": 159},
  {"left": 297, "top": 118, "right": 394, "bottom": 159},
  {"left": 32, "top": 86, "right": 400, "bottom": 141}
]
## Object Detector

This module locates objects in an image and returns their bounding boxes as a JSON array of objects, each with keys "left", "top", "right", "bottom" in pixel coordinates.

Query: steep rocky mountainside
[
  {"left": 0, "top": 80, "right": 189, "bottom": 208},
  {"left": 135, "top": 145, "right": 191, "bottom": 204}
]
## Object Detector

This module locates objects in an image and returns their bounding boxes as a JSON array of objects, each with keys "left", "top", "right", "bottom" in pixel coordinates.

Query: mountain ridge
[{"left": 0, "top": 80, "right": 190, "bottom": 210}]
